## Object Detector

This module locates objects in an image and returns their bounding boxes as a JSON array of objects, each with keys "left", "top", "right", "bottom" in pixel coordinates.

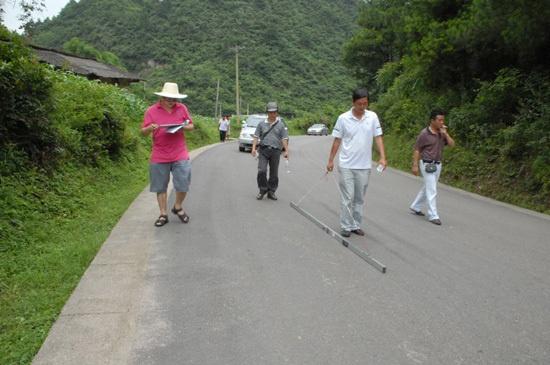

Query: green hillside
[{"left": 29, "top": 0, "right": 360, "bottom": 116}]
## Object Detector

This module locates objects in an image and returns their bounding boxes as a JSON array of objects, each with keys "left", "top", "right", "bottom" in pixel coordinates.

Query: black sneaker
[
  {"left": 267, "top": 192, "right": 278, "bottom": 200},
  {"left": 429, "top": 219, "right": 442, "bottom": 225},
  {"left": 341, "top": 230, "right": 351, "bottom": 238},
  {"left": 256, "top": 192, "right": 266, "bottom": 200}
]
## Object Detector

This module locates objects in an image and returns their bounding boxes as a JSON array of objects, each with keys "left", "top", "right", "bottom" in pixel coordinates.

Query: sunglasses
[{"left": 163, "top": 97, "right": 177, "bottom": 102}]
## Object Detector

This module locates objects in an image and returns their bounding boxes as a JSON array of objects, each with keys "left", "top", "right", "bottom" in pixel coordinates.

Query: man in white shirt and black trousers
[{"left": 251, "top": 102, "right": 289, "bottom": 201}]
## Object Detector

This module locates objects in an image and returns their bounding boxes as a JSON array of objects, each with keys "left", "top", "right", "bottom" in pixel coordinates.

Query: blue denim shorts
[{"left": 149, "top": 159, "right": 191, "bottom": 193}]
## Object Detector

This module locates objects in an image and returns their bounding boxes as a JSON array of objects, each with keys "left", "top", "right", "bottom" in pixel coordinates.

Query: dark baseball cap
[{"left": 266, "top": 101, "right": 278, "bottom": 112}]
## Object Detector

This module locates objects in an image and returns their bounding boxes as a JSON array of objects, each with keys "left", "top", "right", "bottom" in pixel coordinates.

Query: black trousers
[
  {"left": 219, "top": 130, "right": 227, "bottom": 142},
  {"left": 257, "top": 147, "right": 281, "bottom": 193}
]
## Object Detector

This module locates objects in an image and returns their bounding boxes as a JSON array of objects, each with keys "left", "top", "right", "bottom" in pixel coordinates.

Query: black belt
[
  {"left": 422, "top": 159, "right": 441, "bottom": 164},
  {"left": 260, "top": 145, "right": 280, "bottom": 150}
]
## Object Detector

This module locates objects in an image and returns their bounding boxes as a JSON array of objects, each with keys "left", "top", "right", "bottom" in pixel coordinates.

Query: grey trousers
[
  {"left": 257, "top": 147, "right": 281, "bottom": 193},
  {"left": 338, "top": 167, "right": 371, "bottom": 231}
]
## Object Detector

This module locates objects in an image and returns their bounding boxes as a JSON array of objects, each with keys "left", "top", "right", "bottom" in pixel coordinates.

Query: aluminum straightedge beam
[{"left": 290, "top": 202, "right": 386, "bottom": 273}]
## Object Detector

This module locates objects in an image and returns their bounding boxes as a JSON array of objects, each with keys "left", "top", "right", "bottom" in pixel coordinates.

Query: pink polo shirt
[{"left": 142, "top": 102, "right": 193, "bottom": 163}]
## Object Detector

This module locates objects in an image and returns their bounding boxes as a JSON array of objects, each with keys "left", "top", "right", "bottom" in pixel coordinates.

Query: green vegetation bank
[
  {"left": 0, "top": 28, "right": 219, "bottom": 364},
  {"left": 343, "top": 0, "right": 550, "bottom": 213}
]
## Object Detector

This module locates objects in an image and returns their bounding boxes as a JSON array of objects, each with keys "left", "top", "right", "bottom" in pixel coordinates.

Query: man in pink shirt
[{"left": 141, "top": 82, "right": 194, "bottom": 227}]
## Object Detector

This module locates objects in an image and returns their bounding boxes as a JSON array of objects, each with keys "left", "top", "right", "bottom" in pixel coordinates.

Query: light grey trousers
[{"left": 338, "top": 167, "right": 371, "bottom": 231}]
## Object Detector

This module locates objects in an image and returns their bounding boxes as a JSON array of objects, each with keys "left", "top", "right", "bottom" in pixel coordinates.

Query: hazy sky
[{"left": 2, "top": 0, "right": 71, "bottom": 31}]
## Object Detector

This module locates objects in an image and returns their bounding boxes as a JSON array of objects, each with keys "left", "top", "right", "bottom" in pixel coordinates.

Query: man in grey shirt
[{"left": 251, "top": 102, "right": 289, "bottom": 200}]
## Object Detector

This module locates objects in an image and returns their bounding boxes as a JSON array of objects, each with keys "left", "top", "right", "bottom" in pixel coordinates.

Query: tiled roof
[{"left": 31, "top": 45, "right": 142, "bottom": 82}]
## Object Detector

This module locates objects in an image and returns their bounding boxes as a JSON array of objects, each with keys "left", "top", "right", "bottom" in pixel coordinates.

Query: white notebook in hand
[
  {"left": 164, "top": 120, "right": 189, "bottom": 134},
  {"left": 166, "top": 125, "right": 183, "bottom": 133}
]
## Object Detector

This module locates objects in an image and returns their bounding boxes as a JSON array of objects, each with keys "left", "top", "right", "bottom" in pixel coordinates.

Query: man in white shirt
[
  {"left": 326, "top": 88, "right": 387, "bottom": 237},
  {"left": 218, "top": 115, "right": 230, "bottom": 142}
]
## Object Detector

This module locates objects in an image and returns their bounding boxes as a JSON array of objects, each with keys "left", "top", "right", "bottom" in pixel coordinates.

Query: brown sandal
[
  {"left": 154, "top": 215, "right": 169, "bottom": 227},
  {"left": 171, "top": 207, "right": 190, "bottom": 223}
]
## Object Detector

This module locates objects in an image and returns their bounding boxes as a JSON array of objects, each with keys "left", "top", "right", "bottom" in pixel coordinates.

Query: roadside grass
[
  {"left": 185, "top": 116, "right": 221, "bottom": 150},
  {"left": 383, "top": 133, "right": 550, "bottom": 214},
  {"left": 0, "top": 117, "right": 218, "bottom": 365},
  {"left": 0, "top": 159, "right": 148, "bottom": 364}
]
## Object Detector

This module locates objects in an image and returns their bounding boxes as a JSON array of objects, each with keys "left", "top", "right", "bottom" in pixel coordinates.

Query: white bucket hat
[{"left": 154, "top": 82, "right": 187, "bottom": 99}]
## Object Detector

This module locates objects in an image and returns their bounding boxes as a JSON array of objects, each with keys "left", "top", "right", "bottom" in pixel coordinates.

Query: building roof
[{"left": 31, "top": 45, "right": 143, "bottom": 84}]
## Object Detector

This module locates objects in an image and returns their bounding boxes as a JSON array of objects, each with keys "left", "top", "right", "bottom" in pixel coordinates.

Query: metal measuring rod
[{"left": 290, "top": 201, "right": 387, "bottom": 274}]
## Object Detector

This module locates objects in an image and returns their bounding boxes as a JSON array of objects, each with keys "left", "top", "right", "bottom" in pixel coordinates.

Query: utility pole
[
  {"left": 230, "top": 45, "right": 244, "bottom": 124},
  {"left": 214, "top": 79, "right": 220, "bottom": 119}
]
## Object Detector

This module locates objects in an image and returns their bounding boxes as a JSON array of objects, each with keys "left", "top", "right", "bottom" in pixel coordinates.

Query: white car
[
  {"left": 239, "top": 114, "right": 266, "bottom": 152},
  {"left": 307, "top": 123, "right": 329, "bottom": 136}
]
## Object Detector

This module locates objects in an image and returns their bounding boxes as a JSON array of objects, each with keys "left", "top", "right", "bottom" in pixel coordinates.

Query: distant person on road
[
  {"left": 141, "top": 82, "right": 194, "bottom": 227},
  {"left": 218, "top": 115, "right": 230, "bottom": 142},
  {"left": 409, "top": 109, "right": 455, "bottom": 225},
  {"left": 326, "top": 88, "right": 387, "bottom": 238},
  {"left": 251, "top": 101, "right": 289, "bottom": 201}
]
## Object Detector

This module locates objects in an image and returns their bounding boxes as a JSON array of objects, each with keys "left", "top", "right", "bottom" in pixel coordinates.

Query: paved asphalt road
[{"left": 33, "top": 136, "right": 550, "bottom": 365}]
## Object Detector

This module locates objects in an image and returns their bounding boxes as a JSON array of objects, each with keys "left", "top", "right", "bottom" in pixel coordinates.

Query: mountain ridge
[{"left": 29, "top": 0, "right": 361, "bottom": 116}]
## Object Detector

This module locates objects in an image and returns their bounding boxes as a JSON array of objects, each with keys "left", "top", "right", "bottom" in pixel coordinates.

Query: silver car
[
  {"left": 307, "top": 123, "right": 329, "bottom": 136},
  {"left": 239, "top": 114, "right": 266, "bottom": 152}
]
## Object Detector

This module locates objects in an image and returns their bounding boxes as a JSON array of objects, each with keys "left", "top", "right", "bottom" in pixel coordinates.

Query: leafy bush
[
  {"left": 373, "top": 66, "right": 433, "bottom": 138},
  {"left": 496, "top": 71, "right": 550, "bottom": 197},
  {"left": 449, "top": 68, "right": 522, "bottom": 149},
  {"left": 47, "top": 70, "right": 146, "bottom": 165},
  {"left": 1, "top": 29, "right": 143, "bottom": 169},
  {"left": 0, "top": 26, "right": 59, "bottom": 169},
  {"left": 63, "top": 37, "right": 126, "bottom": 70},
  {"left": 376, "top": 61, "right": 402, "bottom": 95}
]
